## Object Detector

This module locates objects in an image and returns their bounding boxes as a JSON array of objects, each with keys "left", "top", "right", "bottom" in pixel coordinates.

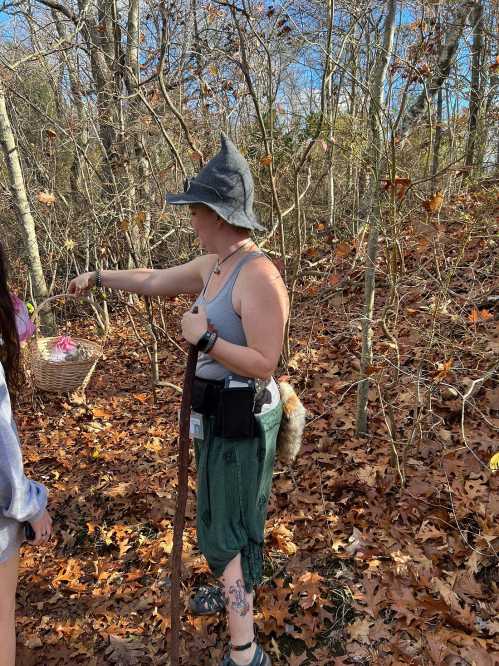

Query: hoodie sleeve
[{"left": 0, "top": 364, "right": 47, "bottom": 523}]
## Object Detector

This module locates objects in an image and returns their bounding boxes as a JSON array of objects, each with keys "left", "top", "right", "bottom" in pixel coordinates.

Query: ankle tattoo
[{"left": 228, "top": 579, "right": 250, "bottom": 617}]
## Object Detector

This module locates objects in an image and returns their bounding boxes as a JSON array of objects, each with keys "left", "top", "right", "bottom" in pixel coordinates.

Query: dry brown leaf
[
  {"left": 105, "top": 636, "right": 145, "bottom": 665},
  {"left": 422, "top": 190, "right": 444, "bottom": 214},
  {"left": 345, "top": 527, "right": 366, "bottom": 555},
  {"left": 433, "top": 358, "right": 453, "bottom": 382},
  {"left": 132, "top": 211, "right": 146, "bottom": 228},
  {"left": 357, "top": 465, "right": 377, "bottom": 487},
  {"left": 348, "top": 617, "right": 371, "bottom": 642},
  {"left": 416, "top": 520, "right": 445, "bottom": 542},
  {"left": 425, "top": 633, "right": 453, "bottom": 665},
  {"left": 270, "top": 524, "right": 297, "bottom": 555},
  {"left": 37, "top": 191, "right": 56, "bottom": 206},
  {"left": 104, "top": 482, "right": 134, "bottom": 498},
  {"left": 382, "top": 176, "right": 412, "bottom": 199},
  {"left": 468, "top": 307, "right": 493, "bottom": 323},
  {"left": 335, "top": 242, "right": 351, "bottom": 258}
]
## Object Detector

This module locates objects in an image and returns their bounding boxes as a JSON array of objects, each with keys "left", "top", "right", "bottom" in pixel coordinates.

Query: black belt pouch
[
  {"left": 191, "top": 380, "right": 209, "bottom": 413},
  {"left": 216, "top": 386, "right": 256, "bottom": 439},
  {"left": 191, "top": 379, "right": 223, "bottom": 415}
]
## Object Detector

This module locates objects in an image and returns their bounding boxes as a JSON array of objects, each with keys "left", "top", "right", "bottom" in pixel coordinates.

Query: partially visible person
[{"left": 0, "top": 242, "right": 52, "bottom": 666}]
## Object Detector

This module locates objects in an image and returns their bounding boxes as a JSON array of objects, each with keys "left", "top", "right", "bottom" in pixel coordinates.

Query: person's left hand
[{"left": 182, "top": 305, "right": 208, "bottom": 345}]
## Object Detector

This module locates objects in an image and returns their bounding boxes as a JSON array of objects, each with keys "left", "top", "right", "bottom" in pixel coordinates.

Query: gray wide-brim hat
[{"left": 165, "top": 133, "right": 264, "bottom": 231}]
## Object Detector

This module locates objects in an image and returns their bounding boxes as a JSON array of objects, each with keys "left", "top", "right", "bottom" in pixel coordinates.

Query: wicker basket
[{"left": 29, "top": 294, "right": 104, "bottom": 393}]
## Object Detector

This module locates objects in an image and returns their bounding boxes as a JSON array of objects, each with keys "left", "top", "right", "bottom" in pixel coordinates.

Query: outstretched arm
[{"left": 69, "top": 255, "right": 215, "bottom": 298}]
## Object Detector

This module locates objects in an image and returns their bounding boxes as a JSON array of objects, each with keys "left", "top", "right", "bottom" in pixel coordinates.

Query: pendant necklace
[{"left": 213, "top": 239, "right": 253, "bottom": 274}]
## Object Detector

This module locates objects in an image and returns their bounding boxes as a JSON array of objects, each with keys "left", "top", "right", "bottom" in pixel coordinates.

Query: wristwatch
[{"left": 196, "top": 330, "right": 218, "bottom": 353}]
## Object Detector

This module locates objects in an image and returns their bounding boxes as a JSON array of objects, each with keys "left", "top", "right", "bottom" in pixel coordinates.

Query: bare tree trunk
[
  {"left": 477, "top": 44, "right": 499, "bottom": 173},
  {"left": 356, "top": 0, "right": 397, "bottom": 436},
  {"left": 326, "top": 1, "right": 336, "bottom": 229},
  {"left": 464, "top": 1, "right": 484, "bottom": 178},
  {"left": 52, "top": 10, "right": 89, "bottom": 200},
  {"left": 398, "top": 1, "right": 476, "bottom": 141},
  {"left": 0, "top": 81, "right": 48, "bottom": 303},
  {"left": 431, "top": 86, "right": 443, "bottom": 180},
  {"left": 126, "top": 0, "right": 151, "bottom": 264}
]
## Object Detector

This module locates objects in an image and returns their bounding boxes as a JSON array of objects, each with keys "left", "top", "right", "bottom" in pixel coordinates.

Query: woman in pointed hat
[{"left": 70, "top": 134, "right": 288, "bottom": 666}]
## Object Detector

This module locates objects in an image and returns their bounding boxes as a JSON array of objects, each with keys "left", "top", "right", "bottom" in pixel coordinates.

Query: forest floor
[{"left": 15, "top": 184, "right": 498, "bottom": 665}]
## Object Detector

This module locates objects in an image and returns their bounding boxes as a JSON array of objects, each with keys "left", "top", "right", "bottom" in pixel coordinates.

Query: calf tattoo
[{"left": 227, "top": 579, "right": 250, "bottom": 617}]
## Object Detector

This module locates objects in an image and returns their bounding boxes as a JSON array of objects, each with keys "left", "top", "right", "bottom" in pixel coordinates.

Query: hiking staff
[{"left": 170, "top": 327, "right": 198, "bottom": 666}]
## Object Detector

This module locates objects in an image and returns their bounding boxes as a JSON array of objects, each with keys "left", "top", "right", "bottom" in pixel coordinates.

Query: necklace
[{"left": 213, "top": 239, "right": 253, "bottom": 274}]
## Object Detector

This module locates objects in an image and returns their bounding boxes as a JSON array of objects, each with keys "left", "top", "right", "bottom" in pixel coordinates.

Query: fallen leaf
[
  {"left": 423, "top": 190, "right": 444, "bottom": 214},
  {"left": 335, "top": 242, "right": 351, "bottom": 258},
  {"left": 105, "top": 635, "right": 145, "bottom": 665},
  {"left": 37, "top": 191, "right": 56, "bottom": 205}
]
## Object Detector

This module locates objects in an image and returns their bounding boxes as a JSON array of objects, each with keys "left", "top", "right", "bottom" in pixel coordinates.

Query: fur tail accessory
[{"left": 276, "top": 381, "right": 306, "bottom": 464}]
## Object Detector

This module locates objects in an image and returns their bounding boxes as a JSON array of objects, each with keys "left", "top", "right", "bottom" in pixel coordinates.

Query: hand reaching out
[{"left": 68, "top": 272, "right": 95, "bottom": 296}]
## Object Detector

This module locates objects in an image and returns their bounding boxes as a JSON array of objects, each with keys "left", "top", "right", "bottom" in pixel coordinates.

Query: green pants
[{"left": 194, "top": 402, "right": 282, "bottom": 592}]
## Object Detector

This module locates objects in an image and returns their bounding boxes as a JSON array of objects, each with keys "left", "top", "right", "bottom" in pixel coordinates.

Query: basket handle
[{"left": 31, "top": 293, "right": 108, "bottom": 339}]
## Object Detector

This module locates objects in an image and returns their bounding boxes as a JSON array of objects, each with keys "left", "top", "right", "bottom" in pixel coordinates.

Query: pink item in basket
[
  {"left": 51, "top": 335, "right": 77, "bottom": 362},
  {"left": 11, "top": 293, "right": 36, "bottom": 342},
  {"left": 55, "top": 335, "right": 77, "bottom": 353}
]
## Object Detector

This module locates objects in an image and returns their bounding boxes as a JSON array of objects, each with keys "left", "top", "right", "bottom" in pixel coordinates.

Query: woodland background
[{"left": 0, "top": 0, "right": 498, "bottom": 664}]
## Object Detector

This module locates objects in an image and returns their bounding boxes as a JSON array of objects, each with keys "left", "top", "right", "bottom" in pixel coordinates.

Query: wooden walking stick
[{"left": 170, "top": 333, "right": 199, "bottom": 665}]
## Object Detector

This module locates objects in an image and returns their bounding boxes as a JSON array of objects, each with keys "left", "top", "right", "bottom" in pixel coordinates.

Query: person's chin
[{"left": 200, "top": 239, "right": 215, "bottom": 253}]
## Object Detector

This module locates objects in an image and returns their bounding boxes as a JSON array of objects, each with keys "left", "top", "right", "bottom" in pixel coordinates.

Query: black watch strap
[{"left": 196, "top": 330, "right": 213, "bottom": 352}]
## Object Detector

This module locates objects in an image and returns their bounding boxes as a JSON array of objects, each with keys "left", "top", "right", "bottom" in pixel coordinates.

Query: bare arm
[{"left": 69, "top": 255, "right": 215, "bottom": 298}]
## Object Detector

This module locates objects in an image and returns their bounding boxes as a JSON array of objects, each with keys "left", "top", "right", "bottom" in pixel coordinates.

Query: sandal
[
  {"left": 220, "top": 641, "right": 271, "bottom": 666},
  {"left": 189, "top": 584, "right": 226, "bottom": 616}
]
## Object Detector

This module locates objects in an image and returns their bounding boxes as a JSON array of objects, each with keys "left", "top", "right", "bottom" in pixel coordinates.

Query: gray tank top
[{"left": 194, "top": 251, "right": 263, "bottom": 380}]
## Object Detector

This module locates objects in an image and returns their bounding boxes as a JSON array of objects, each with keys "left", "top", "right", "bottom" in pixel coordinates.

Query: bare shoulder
[
  {"left": 237, "top": 255, "right": 289, "bottom": 310},
  {"left": 241, "top": 255, "right": 287, "bottom": 288}
]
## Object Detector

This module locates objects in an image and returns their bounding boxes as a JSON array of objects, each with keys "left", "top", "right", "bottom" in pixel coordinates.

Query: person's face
[{"left": 189, "top": 204, "right": 220, "bottom": 250}]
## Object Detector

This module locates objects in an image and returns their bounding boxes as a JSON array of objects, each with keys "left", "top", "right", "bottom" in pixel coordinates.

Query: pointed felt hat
[{"left": 165, "top": 133, "right": 264, "bottom": 231}]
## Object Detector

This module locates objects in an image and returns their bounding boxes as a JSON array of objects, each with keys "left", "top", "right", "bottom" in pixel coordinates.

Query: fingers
[
  {"left": 34, "top": 526, "right": 51, "bottom": 545},
  {"left": 69, "top": 280, "right": 81, "bottom": 296},
  {"left": 29, "top": 513, "right": 53, "bottom": 545},
  {"left": 68, "top": 275, "right": 90, "bottom": 296}
]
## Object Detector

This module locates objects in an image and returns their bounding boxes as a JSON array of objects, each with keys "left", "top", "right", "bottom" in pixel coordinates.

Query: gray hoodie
[{"left": 0, "top": 362, "right": 47, "bottom": 562}]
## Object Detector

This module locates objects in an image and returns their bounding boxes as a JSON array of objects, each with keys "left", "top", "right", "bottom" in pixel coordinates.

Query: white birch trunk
[{"left": 0, "top": 82, "right": 48, "bottom": 303}]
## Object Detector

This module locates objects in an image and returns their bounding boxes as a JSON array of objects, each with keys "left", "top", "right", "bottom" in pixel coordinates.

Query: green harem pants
[{"left": 194, "top": 402, "right": 283, "bottom": 593}]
